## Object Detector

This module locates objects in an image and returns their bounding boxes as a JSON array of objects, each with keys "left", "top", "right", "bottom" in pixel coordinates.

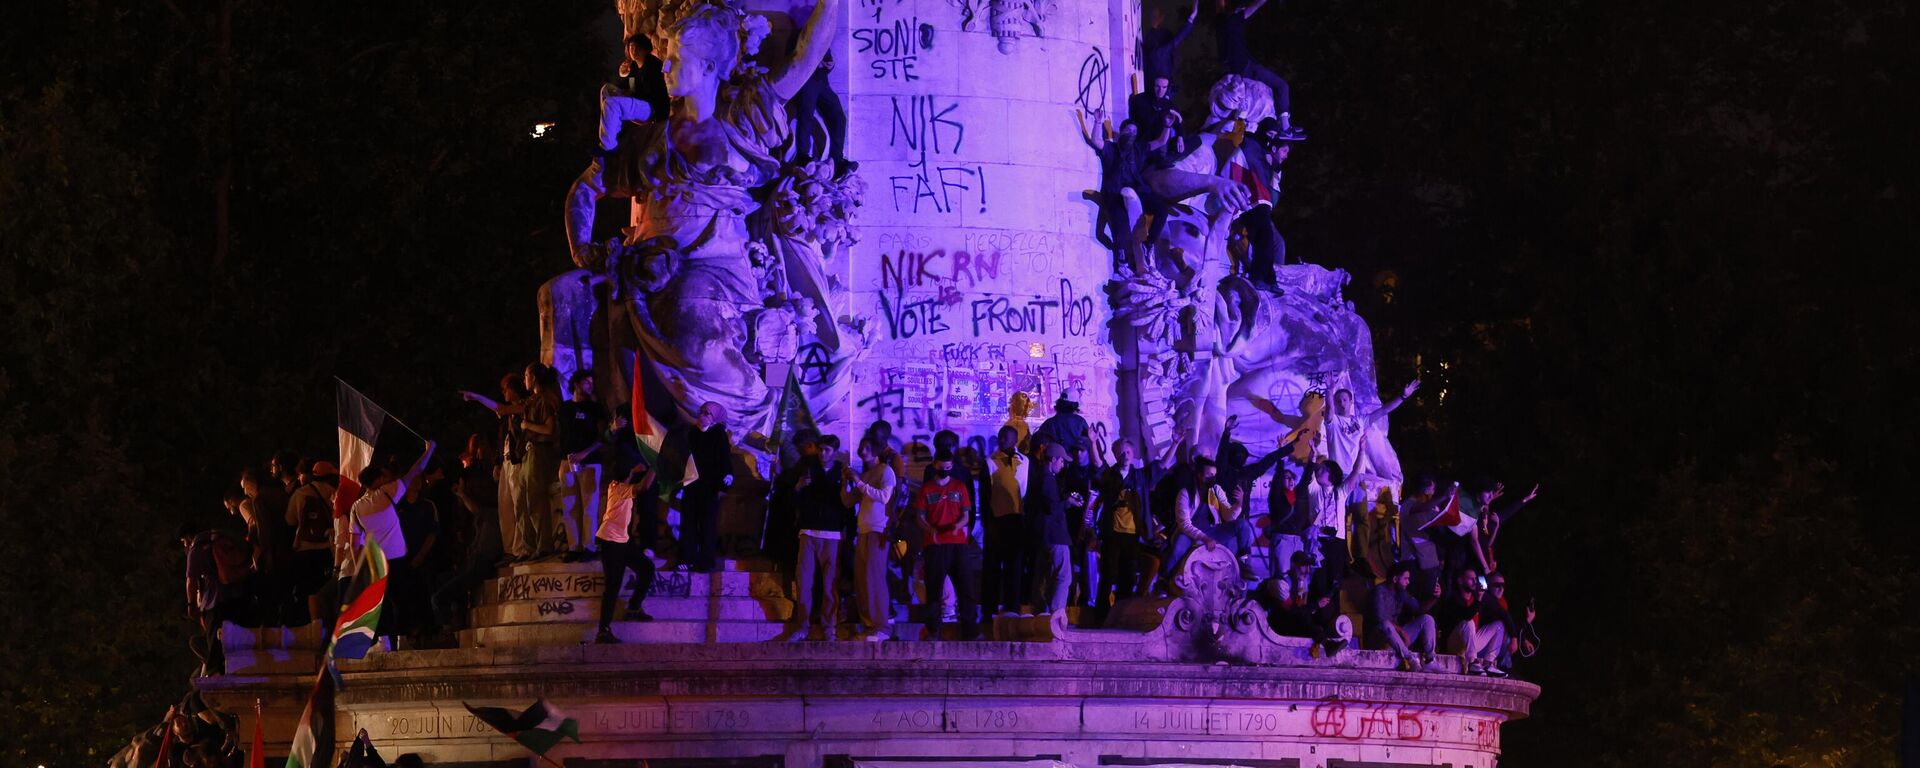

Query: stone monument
[{"left": 190, "top": 0, "right": 1540, "bottom": 764}]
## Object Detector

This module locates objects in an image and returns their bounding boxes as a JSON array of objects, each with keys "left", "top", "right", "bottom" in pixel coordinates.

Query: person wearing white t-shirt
[
  {"left": 1321, "top": 379, "right": 1420, "bottom": 480},
  {"left": 349, "top": 438, "right": 435, "bottom": 640}
]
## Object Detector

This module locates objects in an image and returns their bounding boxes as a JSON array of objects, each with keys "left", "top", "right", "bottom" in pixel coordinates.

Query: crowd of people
[{"left": 180, "top": 360, "right": 1540, "bottom": 679}]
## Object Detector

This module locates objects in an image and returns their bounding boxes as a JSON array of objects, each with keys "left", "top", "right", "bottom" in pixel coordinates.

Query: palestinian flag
[
  {"left": 328, "top": 535, "right": 388, "bottom": 660},
  {"left": 333, "top": 380, "right": 389, "bottom": 520},
  {"left": 464, "top": 699, "right": 581, "bottom": 757},
  {"left": 1419, "top": 492, "right": 1478, "bottom": 537},
  {"left": 630, "top": 355, "right": 697, "bottom": 493},
  {"left": 283, "top": 664, "right": 335, "bottom": 768},
  {"left": 767, "top": 365, "right": 816, "bottom": 461}
]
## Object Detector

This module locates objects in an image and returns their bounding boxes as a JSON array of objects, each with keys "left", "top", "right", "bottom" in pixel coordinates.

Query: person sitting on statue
[
  {"left": 1260, "top": 550, "right": 1347, "bottom": 656},
  {"left": 1368, "top": 560, "right": 1439, "bottom": 671},
  {"left": 1128, "top": 76, "right": 1184, "bottom": 149},
  {"left": 1222, "top": 115, "right": 1305, "bottom": 286},
  {"left": 1211, "top": 0, "right": 1305, "bottom": 135},
  {"left": 1141, "top": 0, "right": 1200, "bottom": 90},
  {"left": 1078, "top": 111, "right": 1173, "bottom": 272},
  {"left": 1161, "top": 455, "right": 1254, "bottom": 580},
  {"left": 564, "top": 32, "right": 670, "bottom": 268}
]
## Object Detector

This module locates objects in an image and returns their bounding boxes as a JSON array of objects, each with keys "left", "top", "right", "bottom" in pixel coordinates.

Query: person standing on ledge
[
  {"left": 782, "top": 435, "right": 848, "bottom": 641},
  {"left": 349, "top": 438, "right": 436, "bottom": 647},
  {"left": 984, "top": 426, "right": 1030, "bottom": 617},
  {"left": 557, "top": 371, "right": 610, "bottom": 562},
  {"left": 1212, "top": 0, "right": 1305, "bottom": 136},
  {"left": 594, "top": 417, "right": 659, "bottom": 644},
  {"left": 682, "top": 401, "right": 734, "bottom": 573},
  {"left": 1025, "top": 442, "right": 1078, "bottom": 618},
  {"left": 1033, "top": 388, "right": 1092, "bottom": 459},
  {"left": 914, "top": 450, "right": 981, "bottom": 640},
  {"left": 844, "top": 438, "right": 897, "bottom": 641}
]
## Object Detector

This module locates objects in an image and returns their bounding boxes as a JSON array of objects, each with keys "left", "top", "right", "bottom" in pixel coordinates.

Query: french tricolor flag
[{"left": 333, "top": 380, "right": 388, "bottom": 519}]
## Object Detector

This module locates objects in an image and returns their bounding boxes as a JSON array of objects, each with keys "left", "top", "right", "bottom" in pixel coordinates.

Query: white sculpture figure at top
[
  {"left": 1108, "top": 63, "right": 1407, "bottom": 504},
  {"left": 600, "top": 0, "right": 866, "bottom": 439},
  {"left": 950, "top": 0, "right": 1053, "bottom": 52}
]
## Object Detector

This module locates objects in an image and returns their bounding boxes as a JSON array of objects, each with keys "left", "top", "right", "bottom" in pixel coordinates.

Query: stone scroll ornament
[
  {"left": 949, "top": 0, "right": 1055, "bottom": 52},
  {"left": 597, "top": 0, "right": 870, "bottom": 439},
  {"left": 1104, "top": 73, "right": 1404, "bottom": 487}
]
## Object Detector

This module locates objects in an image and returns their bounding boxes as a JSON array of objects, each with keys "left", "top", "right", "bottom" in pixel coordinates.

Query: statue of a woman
[{"left": 606, "top": 0, "right": 846, "bottom": 435}]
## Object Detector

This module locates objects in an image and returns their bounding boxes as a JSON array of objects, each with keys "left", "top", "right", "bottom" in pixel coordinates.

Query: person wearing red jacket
[{"left": 913, "top": 451, "right": 981, "bottom": 640}]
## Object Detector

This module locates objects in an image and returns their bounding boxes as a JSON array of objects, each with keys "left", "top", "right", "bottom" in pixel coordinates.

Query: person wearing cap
[
  {"left": 1224, "top": 115, "right": 1305, "bottom": 286},
  {"left": 1369, "top": 560, "right": 1439, "bottom": 671},
  {"left": 1033, "top": 388, "right": 1093, "bottom": 459},
  {"left": 1026, "top": 443, "right": 1078, "bottom": 616},
  {"left": 286, "top": 459, "right": 340, "bottom": 624}
]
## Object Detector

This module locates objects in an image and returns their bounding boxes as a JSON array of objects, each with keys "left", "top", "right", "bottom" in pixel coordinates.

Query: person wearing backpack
[
  {"left": 285, "top": 460, "right": 339, "bottom": 625},
  {"left": 179, "top": 523, "right": 250, "bottom": 676}
]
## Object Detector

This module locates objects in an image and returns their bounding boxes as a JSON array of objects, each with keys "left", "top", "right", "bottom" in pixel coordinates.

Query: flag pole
[{"left": 334, "top": 376, "right": 428, "bottom": 442}]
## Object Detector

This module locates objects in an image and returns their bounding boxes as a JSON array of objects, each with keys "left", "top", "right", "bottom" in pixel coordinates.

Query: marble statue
[
  {"left": 1107, "top": 73, "right": 1407, "bottom": 501},
  {"left": 593, "top": 0, "right": 868, "bottom": 439}
]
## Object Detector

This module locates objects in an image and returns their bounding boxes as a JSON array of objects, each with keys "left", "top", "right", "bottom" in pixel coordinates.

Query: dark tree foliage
[{"left": 1, "top": 0, "right": 1914, "bottom": 764}]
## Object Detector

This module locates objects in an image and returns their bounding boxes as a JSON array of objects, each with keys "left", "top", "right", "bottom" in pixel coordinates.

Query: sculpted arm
[{"left": 771, "top": 0, "right": 844, "bottom": 100}]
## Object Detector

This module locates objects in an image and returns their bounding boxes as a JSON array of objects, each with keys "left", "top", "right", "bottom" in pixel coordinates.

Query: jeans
[
  {"left": 854, "top": 531, "right": 892, "bottom": 635},
  {"left": 1384, "top": 614, "right": 1437, "bottom": 660},
  {"left": 1448, "top": 619, "right": 1507, "bottom": 664},
  {"left": 923, "top": 543, "right": 982, "bottom": 638},
  {"left": 596, "top": 536, "right": 656, "bottom": 630},
  {"left": 1032, "top": 544, "right": 1073, "bottom": 615},
  {"left": 788, "top": 533, "right": 841, "bottom": 637}
]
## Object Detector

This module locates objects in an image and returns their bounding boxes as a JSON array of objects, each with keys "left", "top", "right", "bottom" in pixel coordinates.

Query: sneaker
[
  {"left": 1419, "top": 651, "right": 1436, "bottom": 669},
  {"left": 1463, "top": 658, "right": 1484, "bottom": 676},
  {"left": 782, "top": 629, "right": 809, "bottom": 643},
  {"left": 1485, "top": 665, "right": 1510, "bottom": 678},
  {"left": 864, "top": 631, "right": 890, "bottom": 642},
  {"left": 595, "top": 628, "right": 620, "bottom": 644},
  {"left": 1397, "top": 655, "right": 1417, "bottom": 672}
]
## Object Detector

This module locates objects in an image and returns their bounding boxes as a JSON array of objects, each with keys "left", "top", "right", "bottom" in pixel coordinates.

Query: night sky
[{"left": 1, "top": 0, "right": 1914, "bottom": 765}]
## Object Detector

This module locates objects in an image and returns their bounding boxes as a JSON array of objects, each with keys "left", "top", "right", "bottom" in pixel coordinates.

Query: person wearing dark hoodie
[{"left": 1026, "top": 442, "right": 1077, "bottom": 616}]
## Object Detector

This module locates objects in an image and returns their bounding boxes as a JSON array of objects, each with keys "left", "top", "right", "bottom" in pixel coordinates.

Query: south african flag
[{"left": 329, "top": 535, "right": 389, "bottom": 660}]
